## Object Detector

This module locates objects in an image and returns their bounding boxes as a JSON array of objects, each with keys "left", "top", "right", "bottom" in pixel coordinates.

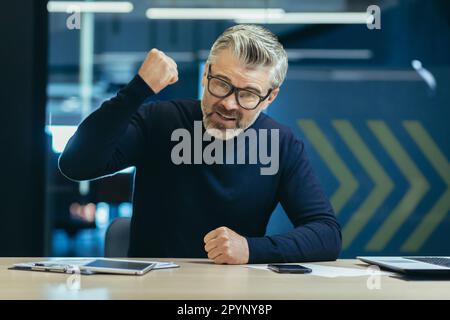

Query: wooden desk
[{"left": 1, "top": 258, "right": 449, "bottom": 299}]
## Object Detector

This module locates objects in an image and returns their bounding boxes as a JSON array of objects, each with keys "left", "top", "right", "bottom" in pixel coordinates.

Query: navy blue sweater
[{"left": 59, "top": 75, "right": 342, "bottom": 263}]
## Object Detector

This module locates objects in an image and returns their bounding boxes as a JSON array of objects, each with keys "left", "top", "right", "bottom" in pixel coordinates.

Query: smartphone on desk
[{"left": 268, "top": 264, "right": 312, "bottom": 274}]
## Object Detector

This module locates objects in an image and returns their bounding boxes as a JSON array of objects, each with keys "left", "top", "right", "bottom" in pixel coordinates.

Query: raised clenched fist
[{"left": 138, "top": 48, "right": 178, "bottom": 94}]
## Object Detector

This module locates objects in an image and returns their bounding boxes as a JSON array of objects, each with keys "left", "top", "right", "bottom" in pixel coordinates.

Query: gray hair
[{"left": 206, "top": 24, "right": 288, "bottom": 88}]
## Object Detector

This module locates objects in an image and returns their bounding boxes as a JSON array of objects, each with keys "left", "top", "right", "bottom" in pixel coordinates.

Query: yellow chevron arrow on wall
[
  {"left": 365, "top": 120, "right": 430, "bottom": 251},
  {"left": 401, "top": 121, "right": 450, "bottom": 252},
  {"left": 298, "top": 120, "right": 358, "bottom": 215},
  {"left": 332, "top": 120, "right": 394, "bottom": 250}
]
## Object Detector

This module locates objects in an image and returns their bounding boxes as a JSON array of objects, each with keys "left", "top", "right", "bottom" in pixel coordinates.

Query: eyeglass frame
[{"left": 206, "top": 64, "right": 273, "bottom": 110}]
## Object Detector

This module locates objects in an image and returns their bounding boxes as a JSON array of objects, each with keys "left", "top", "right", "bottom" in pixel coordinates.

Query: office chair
[{"left": 104, "top": 217, "right": 131, "bottom": 257}]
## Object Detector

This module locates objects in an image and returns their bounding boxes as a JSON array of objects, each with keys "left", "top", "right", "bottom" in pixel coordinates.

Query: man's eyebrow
[
  {"left": 215, "top": 73, "right": 262, "bottom": 95},
  {"left": 242, "top": 86, "right": 262, "bottom": 95}
]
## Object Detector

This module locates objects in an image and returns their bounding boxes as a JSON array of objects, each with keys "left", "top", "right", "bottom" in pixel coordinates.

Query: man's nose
[{"left": 221, "top": 93, "right": 240, "bottom": 112}]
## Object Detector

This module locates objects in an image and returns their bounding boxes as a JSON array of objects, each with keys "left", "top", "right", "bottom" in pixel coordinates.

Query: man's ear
[
  {"left": 262, "top": 87, "right": 280, "bottom": 110},
  {"left": 201, "top": 63, "right": 209, "bottom": 88}
]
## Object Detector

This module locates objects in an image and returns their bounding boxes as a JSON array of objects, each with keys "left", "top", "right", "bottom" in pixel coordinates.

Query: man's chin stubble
[
  {"left": 203, "top": 116, "right": 243, "bottom": 140},
  {"left": 200, "top": 101, "right": 263, "bottom": 140}
]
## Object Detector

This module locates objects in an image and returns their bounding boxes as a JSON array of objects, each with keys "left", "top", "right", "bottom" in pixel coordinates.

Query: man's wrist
[
  {"left": 127, "top": 74, "right": 155, "bottom": 99},
  {"left": 245, "top": 236, "right": 267, "bottom": 264}
]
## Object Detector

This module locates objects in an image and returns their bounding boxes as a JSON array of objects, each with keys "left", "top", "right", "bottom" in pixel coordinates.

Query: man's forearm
[
  {"left": 58, "top": 75, "right": 153, "bottom": 181},
  {"left": 245, "top": 219, "right": 342, "bottom": 264}
]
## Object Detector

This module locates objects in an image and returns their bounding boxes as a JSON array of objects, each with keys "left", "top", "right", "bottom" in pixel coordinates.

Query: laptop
[{"left": 358, "top": 256, "right": 450, "bottom": 275}]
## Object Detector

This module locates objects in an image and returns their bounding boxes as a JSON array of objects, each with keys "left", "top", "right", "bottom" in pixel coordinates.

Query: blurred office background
[{"left": 1, "top": 0, "right": 448, "bottom": 258}]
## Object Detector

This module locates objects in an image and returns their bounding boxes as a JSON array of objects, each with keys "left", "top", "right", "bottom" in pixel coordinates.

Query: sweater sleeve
[
  {"left": 246, "top": 135, "right": 342, "bottom": 263},
  {"left": 58, "top": 74, "right": 155, "bottom": 181}
]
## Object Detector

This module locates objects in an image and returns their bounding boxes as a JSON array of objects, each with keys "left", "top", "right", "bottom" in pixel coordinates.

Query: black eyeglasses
[{"left": 206, "top": 64, "right": 273, "bottom": 110}]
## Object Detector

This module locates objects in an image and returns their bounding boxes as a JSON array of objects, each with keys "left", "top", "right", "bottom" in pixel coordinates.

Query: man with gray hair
[{"left": 59, "top": 25, "right": 341, "bottom": 264}]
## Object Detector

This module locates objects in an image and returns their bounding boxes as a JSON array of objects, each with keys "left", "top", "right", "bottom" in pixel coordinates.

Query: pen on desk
[{"left": 31, "top": 263, "right": 68, "bottom": 273}]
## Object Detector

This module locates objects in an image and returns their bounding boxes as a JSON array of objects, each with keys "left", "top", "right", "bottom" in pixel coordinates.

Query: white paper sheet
[{"left": 247, "top": 264, "right": 392, "bottom": 278}]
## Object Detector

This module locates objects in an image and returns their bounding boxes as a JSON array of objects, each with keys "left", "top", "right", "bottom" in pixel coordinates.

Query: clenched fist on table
[
  {"left": 138, "top": 48, "right": 178, "bottom": 94},
  {"left": 204, "top": 226, "right": 250, "bottom": 264}
]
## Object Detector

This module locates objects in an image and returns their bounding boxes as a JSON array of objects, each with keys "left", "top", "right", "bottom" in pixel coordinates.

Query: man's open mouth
[{"left": 215, "top": 111, "right": 236, "bottom": 121}]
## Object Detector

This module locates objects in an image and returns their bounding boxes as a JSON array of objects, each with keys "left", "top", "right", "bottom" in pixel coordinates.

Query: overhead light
[
  {"left": 146, "top": 8, "right": 285, "bottom": 20},
  {"left": 286, "top": 49, "right": 373, "bottom": 60},
  {"left": 145, "top": 9, "right": 372, "bottom": 24},
  {"left": 236, "top": 12, "right": 371, "bottom": 24},
  {"left": 47, "top": 1, "right": 134, "bottom": 13}
]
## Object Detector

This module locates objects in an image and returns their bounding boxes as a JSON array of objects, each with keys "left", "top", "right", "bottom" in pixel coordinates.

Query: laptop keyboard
[{"left": 405, "top": 257, "right": 450, "bottom": 268}]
